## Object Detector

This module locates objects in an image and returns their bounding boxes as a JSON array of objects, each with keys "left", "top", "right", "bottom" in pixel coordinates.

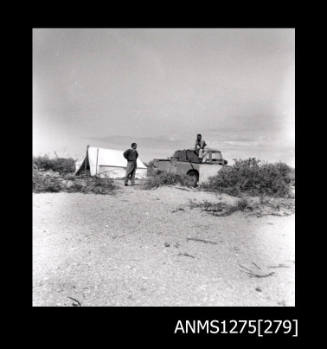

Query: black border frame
[{"left": 30, "top": 24, "right": 303, "bottom": 342}]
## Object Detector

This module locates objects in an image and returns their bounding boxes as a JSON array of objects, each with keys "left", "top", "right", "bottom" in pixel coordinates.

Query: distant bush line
[{"left": 33, "top": 156, "right": 295, "bottom": 198}]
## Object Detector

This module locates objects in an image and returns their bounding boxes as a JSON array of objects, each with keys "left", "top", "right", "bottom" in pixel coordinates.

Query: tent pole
[
  {"left": 85, "top": 145, "right": 89, "bottom": 174},
  {"left": 96, "top": 147, "right": 99, "bottom": 176}
]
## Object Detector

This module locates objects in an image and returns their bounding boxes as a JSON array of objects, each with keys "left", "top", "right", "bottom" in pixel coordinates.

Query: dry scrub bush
[
  {"left": 202, "top": 158, "right": 294, "bottom": 198},
  {"left": 144, "top": 172, "right": 195, "bottom": 189},
  {"left": 189, "top": 198, "right": 251, "bottom": 217},
  {"left": 33, "top": 156, "right": 75, "bottom": 174},
  {"left": 33, "top": 170, "right": 116, "bottom": 194}
]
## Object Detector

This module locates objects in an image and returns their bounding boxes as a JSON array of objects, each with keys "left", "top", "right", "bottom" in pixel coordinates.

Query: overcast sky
[{"left": 33, "top": 28, "right": 295, "bottom": 166}]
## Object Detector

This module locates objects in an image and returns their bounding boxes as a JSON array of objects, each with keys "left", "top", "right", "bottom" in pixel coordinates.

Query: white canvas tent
[{"left": 75, "top": 146, "right": 147, "bottom": 179}]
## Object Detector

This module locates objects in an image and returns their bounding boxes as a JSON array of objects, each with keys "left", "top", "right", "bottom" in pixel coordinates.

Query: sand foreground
[{"left": 33, "top": 182, "right": 295, "bottom": 306}]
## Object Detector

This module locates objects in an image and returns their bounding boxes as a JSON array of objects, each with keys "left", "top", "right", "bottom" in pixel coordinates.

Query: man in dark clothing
[
  {"left": 123, "top": 143, "right": 138, "bottom": 186},
  {"left": 194, "top": 133, "right": 207, "bottom": 160}
]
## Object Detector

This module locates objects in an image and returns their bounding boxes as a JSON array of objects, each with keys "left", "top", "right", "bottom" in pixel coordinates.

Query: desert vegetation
[
  {"left": 201, "top": 158, "right": 294, "bottom": 198},
  {"left": 33, "top": 155, "right": 76, "bottom": 174},
  {"left": 33, "top": 156, "right": 295, "bottom": 201},
  {"left": 143, "top": 171, "right": 195, "bottom": 189},
  {"left": 33, "top": 156, "right": 116, "bottom": 194},
  {"left": 189, "top": 196, "right": 295, "bottom": 217},
  {"left": 189, "top": 198, "right": 250, "bottom": 216}
]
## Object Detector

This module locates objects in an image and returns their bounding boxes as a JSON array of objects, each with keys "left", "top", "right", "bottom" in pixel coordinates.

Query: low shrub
[
  {"left": 189, "top": 196, "right": 294, "bottom": 217},
  {"left": 33, "top": 170, "right": 116, "bottom": 194},
  {"left": 89, "top": 177, "right": 116, "bottom": 194},
  {"left": 33, "top": 155, "right": 75, "bottom": 174},
  {"left": 189, "top": 200, "right": 242, "bottom": 216},
  {"left": 202, "top": 158, "right": 294, "bottom": 198},
  {"left": 33, "top": 171, "right": 62, "bottom": 193},
  {"left": 143, "top": 171, "right": 195, "bottom": 189},
  {"left": 237, "top": 198, "right": 250, "bottom": 211}
]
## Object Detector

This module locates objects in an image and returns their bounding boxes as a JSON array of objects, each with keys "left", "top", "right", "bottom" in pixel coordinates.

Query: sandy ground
[{"left": 33, "top": 181, "right": 295, "bottom": 306}]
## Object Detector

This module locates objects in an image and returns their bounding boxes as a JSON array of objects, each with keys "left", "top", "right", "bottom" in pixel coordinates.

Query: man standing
[
  {"left": 123, "top": 143, "right": 138, "bottom": 186},
  {"left": 194, "top": 133, "right": 207, "bottom": 160}
]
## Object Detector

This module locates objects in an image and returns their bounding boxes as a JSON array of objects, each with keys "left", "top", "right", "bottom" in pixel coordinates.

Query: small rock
[
  {"left": 255, "top": 287, "right": 262, "bottom": 292},
  {"left": 164, "top": 242, "right": 170, "bottom": 247}
]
